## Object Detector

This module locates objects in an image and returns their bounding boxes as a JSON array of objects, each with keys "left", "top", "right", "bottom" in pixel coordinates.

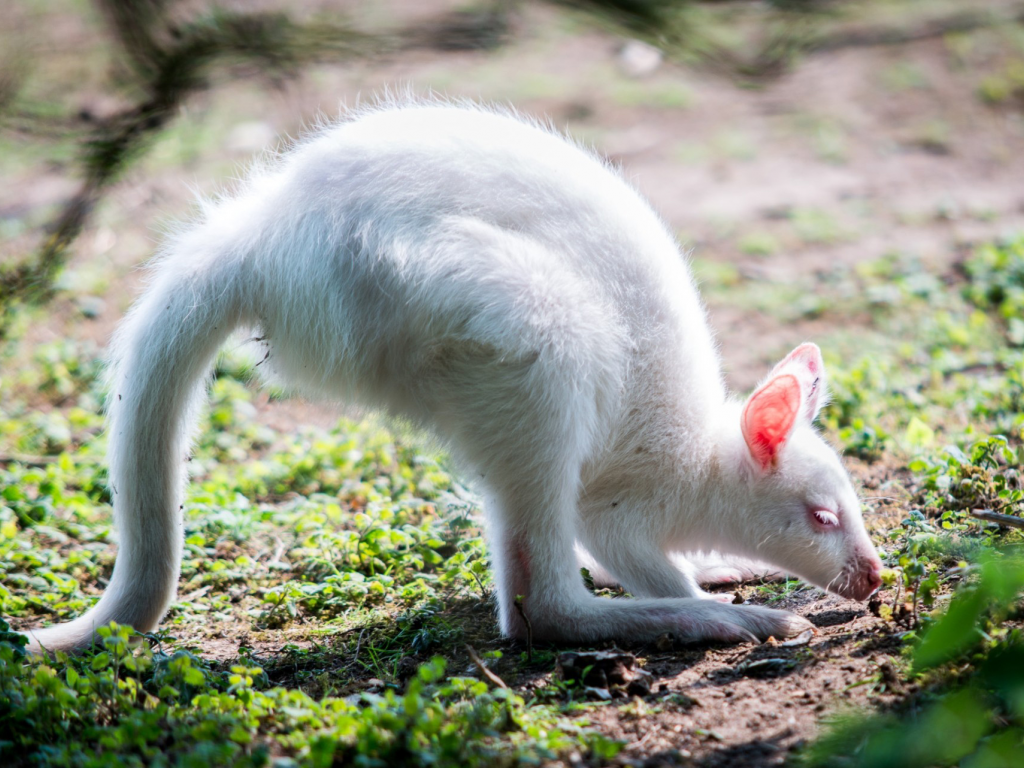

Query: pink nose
[
  {"left": 865, "top": 559, "right": 883, "bottom": 593},
  {"left": 850, "top": 556, "right": 883, "bottom": 601}
]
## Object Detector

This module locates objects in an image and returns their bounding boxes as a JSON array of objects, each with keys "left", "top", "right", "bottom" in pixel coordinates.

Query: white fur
[{"left": 24, "top": 100, "right": 881, "bottom": 653}]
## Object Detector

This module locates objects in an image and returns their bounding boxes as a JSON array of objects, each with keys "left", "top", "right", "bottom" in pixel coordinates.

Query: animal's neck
[{"left": 660, "top": 400, "right": 762, "bottom": 555}]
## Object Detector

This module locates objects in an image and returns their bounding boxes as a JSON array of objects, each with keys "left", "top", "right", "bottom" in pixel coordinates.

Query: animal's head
[{"left": 721, "top": 343, "right": 882, "bottom": 601}]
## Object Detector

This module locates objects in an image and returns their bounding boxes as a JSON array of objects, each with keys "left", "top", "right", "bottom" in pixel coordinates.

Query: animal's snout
[{"left": 845, "top": 552, "right": 883, "bottom": 601}]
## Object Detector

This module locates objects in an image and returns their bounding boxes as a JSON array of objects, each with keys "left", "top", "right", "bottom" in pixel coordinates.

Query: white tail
[{"left": 25, "top": 243, "right": 247, "bottom": 653}]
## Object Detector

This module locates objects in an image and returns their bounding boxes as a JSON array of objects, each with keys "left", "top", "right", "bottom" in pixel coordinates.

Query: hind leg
[{"left": 420, "top": 351, "right": 603, "bottom": 639}]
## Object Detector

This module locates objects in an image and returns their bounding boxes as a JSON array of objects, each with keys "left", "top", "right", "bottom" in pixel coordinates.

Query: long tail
[{"left": 25, "top": 240, "right": 248, "bottom": 653}]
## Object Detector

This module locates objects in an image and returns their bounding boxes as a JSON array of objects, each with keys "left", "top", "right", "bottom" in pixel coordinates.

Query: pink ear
[
  {"left": 769, "top": 343, "right": 825, "bottom": 422},
  {"left": 741, "top": 374, "right": 801, "bottom": 469}
]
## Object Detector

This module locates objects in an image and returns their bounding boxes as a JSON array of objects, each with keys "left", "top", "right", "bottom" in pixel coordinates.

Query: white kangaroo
[{"left": 25, "top": 100, "right": 882, "bottom": 653}]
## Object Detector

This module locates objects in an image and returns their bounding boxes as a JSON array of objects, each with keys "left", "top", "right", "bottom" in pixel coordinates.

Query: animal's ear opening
[
  {"left": 741, "top": 373, "right": 801, "bottom": 470},
  {"left": 768, "top": 342, "right": 827, "bottom": 423}
]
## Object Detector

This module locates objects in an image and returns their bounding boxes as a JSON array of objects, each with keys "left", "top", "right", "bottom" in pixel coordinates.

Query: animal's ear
[
  {"left": 741, "top": 343, "right": 827, "bottom": 470},
  {"left": 767, "top": 342, "right": 827, "bottom": 423},
  {"left": 741, "top": 374, "right": 801, "bottom": 470}
]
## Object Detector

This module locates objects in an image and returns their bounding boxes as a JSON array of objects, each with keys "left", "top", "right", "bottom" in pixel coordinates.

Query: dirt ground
[{"left": 5, "top": 1, "right": 1024, "bottom": 765}]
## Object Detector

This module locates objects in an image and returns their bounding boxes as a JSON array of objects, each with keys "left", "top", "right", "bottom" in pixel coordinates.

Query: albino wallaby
[{"left": 24, "top": 100, "right": 882, "bottom": 653}]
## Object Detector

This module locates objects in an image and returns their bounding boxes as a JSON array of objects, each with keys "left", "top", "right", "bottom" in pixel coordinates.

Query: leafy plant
[
  {"left": 911, "top": 436, "right": 1024, "bottom": 530},
  {"left": 0, "top": 622, "right": 618, "bottom": 767},
  {"left": 804, "top": 552, "right": 1024, "bottom": 768}
]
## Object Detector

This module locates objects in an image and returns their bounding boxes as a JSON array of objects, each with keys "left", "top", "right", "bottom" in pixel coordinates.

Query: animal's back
[
  {"left": 293, "top": 105, "right": 689, "bottom": 300},
  {"left": 243, "top": 103, "right": 725, "bottom": 427}
]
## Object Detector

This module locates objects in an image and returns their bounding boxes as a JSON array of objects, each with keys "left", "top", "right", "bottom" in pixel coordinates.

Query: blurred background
[
  {"left": 4, "top": 0, "right": 1024, "bottom": 390},
  {"left": 5, "top": 5, "right": 1024, "bottom": 766}
]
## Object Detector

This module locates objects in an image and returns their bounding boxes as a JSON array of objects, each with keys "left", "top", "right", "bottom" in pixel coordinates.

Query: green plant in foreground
[
  {"left": 0, "top": 621, "right": 619, "bottom": 767},
  {"left": 808, "top": 432, "right": 1024, "bottom": 766},
  {"left": 0, "top": 336, "right": 622, "bottom": 766},
  {"left": 805, "top": 552, "right": 1024, "bottom": 768}
]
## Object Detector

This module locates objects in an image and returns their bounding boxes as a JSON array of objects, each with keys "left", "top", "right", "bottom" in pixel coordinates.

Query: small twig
[
  {"left": 23, "top": 597, "right": 61, "bottom": 616},
  {"left": 941, "top": 362, "right": 1008, "bottom": 380},
  {"left": 467, "top": 568, "right": 489, "bottom": 600},
  {"left": 270, "top": 537, "right": 287, "bottom": 567},
  {"left": 812, "top": 4, "right": 1024, "bottom": 53},
  {"left": 465, "top": 644, "right": 507, "bottom": 689},
  {"left": 513, "top": 595, "right": 532, "bottom": 663},
  {"left": 971, "top": 508, "right": 1024, "bottom": 531},
  {"left": 0, "top": 454, "right": 60, "bottom": 467},
  {"left": 352, "top": 627, "right": 367, "bottom": 666},
  {"left": 178, "top": 585, "right": 211, "bottom": 603},
  {"left": 628, "top": 728, "right": 656, "bottom": 751}
]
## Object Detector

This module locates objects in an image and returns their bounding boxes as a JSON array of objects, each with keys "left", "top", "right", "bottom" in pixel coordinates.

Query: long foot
[{"left": 521, "top": 596, "right": 813, "bottom": 646}]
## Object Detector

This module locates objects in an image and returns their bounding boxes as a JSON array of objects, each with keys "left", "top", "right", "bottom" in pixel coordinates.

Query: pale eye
[{"left": 813, "top": 509, "right": 840, "bottom": 527}]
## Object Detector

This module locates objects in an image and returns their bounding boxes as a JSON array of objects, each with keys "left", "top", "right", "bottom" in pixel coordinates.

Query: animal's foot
[
  {"left": 517, "top": 595, "right": 812, "bottom": 646},
  {"left": 675, "top": 601, "right": 812, "bottom": 644}
]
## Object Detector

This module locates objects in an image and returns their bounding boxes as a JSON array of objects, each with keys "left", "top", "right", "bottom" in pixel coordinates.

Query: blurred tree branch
[
  {"left": 812, "top": 3, "right": 1024, "bottom": 52},
  {"left": 0, "top": 0, "right": 513, "bottom": 337}
]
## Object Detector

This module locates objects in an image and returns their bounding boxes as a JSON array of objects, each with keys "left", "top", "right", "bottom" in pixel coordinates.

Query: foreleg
[{"left": 682, "top": 551, "right": 789, "bottom": 586}]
